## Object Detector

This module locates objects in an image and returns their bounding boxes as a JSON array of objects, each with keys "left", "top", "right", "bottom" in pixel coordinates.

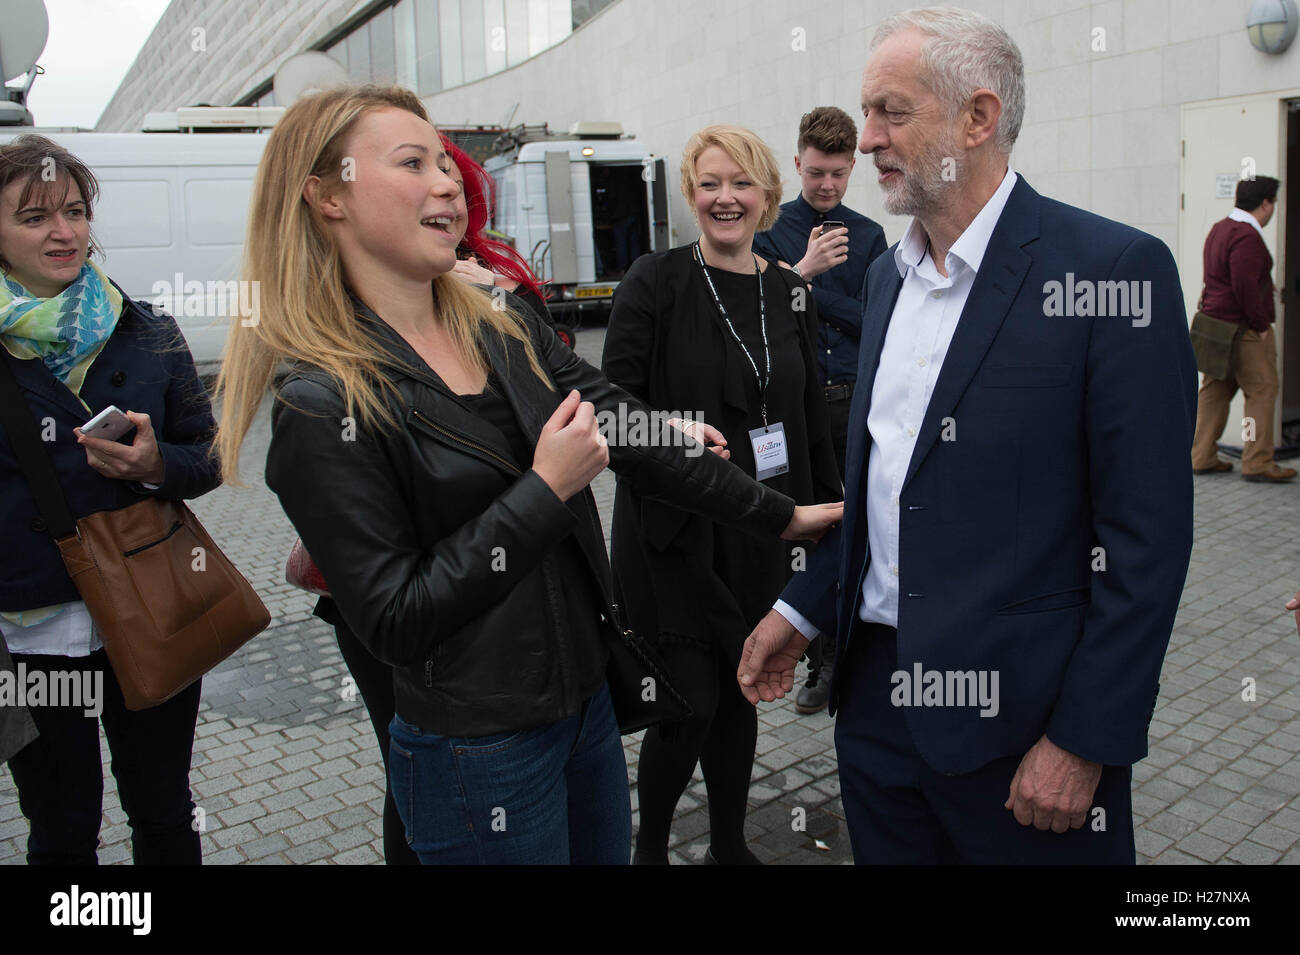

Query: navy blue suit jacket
[
  {"left": 0, "top": 297, "right": 219, "bottom": 612},
  {"left": 781, "top": 176, "right": 1197, "bottom": 774}
]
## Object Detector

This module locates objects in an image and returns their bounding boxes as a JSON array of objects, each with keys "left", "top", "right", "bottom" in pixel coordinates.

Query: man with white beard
[{"left": 738, "top": 6, "right": 1197, "bottom": 864}]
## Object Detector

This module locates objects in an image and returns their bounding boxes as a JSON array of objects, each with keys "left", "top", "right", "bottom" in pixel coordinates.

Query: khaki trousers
[{"left": 1190, "top": 327, "right": 1279, "bottom": 474}]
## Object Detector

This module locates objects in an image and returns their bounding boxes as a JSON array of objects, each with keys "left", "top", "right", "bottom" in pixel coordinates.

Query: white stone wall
[
  {"left": 419, "top": 0, "right": 1300, "bottom": 254},
  {"left": 98, "top": 0, "right": 1300, "bottom": 256}
]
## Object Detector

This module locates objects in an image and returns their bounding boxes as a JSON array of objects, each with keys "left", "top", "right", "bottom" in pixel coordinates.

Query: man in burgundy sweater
[{"left": 1191, "top": 175, "right": 1296, "bottom": 482}]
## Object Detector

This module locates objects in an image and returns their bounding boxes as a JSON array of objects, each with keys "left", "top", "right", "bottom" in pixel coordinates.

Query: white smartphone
[{"left": 82, "top": 405, "right": 134, "bottom": 441}]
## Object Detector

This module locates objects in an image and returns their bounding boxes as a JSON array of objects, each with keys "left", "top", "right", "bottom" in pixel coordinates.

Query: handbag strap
[{"left": 0, "top": 351, "right": 79, "bottom": 539}]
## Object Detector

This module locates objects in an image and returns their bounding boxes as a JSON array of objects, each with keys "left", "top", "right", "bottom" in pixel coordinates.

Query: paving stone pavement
[{"left": 2, "top": 326, "right": 1297, "bottom": 865}]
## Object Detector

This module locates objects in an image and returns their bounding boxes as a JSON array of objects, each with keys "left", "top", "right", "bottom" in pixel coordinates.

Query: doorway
[
  {"left": 589, "top": 163, "right": 650, "bottom": 281},
  {"left": 1180, "top": 92, "right": 1297, "bottom": 457}
]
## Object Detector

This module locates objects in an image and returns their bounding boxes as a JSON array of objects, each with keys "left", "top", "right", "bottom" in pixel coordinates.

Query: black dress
[{"left": 602, "top": 245, "right": 841, "bottom": 666}]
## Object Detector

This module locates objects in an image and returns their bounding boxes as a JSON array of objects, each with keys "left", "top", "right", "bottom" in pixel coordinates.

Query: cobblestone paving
[{"left": 2, "top": 327, "right": 1297, "bottom": 865}]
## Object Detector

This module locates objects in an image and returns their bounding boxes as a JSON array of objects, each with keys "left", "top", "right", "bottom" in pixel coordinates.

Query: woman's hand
[
  {"left": 74, "top": 410, "right": 165, "bottom": 484},
  {"left": 666, "top": 416, "right": 730, "bottom": 460},
  {"left": 532, "top": 390, "right": 609, "bottom": 500},
  {"left": 450, "top": 256, "right": 497, "bottom": 286},
  {"left": 780, "top": 501, "right": 843, "bottom": 543}
]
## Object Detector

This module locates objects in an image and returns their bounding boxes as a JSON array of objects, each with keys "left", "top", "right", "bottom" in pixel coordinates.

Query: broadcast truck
[{"left": 482, "top": 122, "right": 672, "bottom": 346}]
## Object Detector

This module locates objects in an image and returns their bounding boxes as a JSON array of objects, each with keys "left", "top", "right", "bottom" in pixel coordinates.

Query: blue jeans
[{"left": 389, "top": 682, "right": 631, "bottom": 864}]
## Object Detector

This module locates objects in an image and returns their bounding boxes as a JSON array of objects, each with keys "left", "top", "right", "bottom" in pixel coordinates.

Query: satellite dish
[
  {"left": 1, "top": 0, "right": 50, "bottom": 83},
  {"left": 273, "top": 52, "right": 349, "bottom": 105}
]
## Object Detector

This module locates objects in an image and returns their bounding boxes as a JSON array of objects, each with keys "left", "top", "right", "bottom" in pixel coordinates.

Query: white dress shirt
[{"left": 777, "top": 168, "right": 1019, "bottom": 639}]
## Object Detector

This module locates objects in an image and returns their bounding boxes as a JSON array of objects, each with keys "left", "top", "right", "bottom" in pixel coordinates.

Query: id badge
[{"left": 749, "top": 422, "right": 789, "bottom": 482}]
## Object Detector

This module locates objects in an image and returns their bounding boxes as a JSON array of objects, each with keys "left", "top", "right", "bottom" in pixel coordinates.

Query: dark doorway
[
  {"left": 1282, "top": 101, "right": 1300, "bottom": 452},
  {"left": 590, "top": 164, "right": 650, "bottom": 281}
]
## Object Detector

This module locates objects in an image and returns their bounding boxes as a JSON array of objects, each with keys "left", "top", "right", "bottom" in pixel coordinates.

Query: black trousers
[
  {"left": 825, "top": 392, "right": 852, "bottom": 483},
  {"left": 330, "top": 617, "right": 420, "bottom": 866},
  {"left": 5, "top": 649, "right": 202, "bottom": 865},
  {"left": 834, "top": 622, "right": 1135, "bottom": 864}
]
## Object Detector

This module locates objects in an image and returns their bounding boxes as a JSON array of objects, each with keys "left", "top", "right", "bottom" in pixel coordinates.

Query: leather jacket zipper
[{"left": 410, "top": 408, "right": 522, "bottom": 475}]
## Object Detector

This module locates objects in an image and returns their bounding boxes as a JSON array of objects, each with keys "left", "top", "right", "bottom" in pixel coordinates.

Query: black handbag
[{"left": 604, "top": 601, "right": 692, "bottom": 735}]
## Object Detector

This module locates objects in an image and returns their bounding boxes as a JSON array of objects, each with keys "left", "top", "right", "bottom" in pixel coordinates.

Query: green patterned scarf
[
  {"left": 0, "top": 259, "right": 123, "bottom": 409},
  {"left": 1, "top": 260, "right": 122, "bottom": 628}
]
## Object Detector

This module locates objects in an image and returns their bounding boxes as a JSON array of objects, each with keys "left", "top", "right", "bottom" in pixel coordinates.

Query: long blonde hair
[{"left": 215, "top": 85, "right": 550, "bottom": 484}]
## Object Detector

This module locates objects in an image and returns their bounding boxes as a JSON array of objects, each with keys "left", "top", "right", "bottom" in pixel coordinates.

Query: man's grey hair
[{"left": 872, "top": 6, "right": 1025, "bottom": 154}]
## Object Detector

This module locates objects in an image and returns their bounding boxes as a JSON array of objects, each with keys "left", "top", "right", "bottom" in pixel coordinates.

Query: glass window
[
  {"left": 393, "top": 0, "right": 419, "bottom": 90},
  {"left": 347, "top": 25, "right": 371, "bottom": 81},
  {"left": 369, "top": 6, "right": 397, "bottom": 84},
  {"left": 505, "top": 0, "right": 529, "bottom": 66},
  {"left": 328, "top": 36, "right": 348, "bottom": 73},
  {"left": 527, "top": 0, "right": 549, "bottom": 56},
  {"left": 461, "top": 0, "right": 486, "bottom": 84},
  {"left": 413, "top": 0, "right": 441, "bottom": 94},
  {"left": 548, "top": 0, "right": 571, "bottom": 48},
  {"left": 439, "top": 0, "right": 463, "bottom": 88},
  {"left": 484, "top": 0, "right": 506, "bottom": 75}
]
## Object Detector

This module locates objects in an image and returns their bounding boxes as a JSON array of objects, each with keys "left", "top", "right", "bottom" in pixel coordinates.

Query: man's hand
[
  {"left": 795, "top": 225, "right": 849, "bottom": 280},
  {"left": 1004, "top": 734, "right": 1103, "bottom": 832},
  {"left": 780, "top": 501, "right": 843, "bottom": 542},
  {"left": 737, "top": 609, "right": 811, "bottom": 704},
  {"left": 1286, "top": 586, "right": 1300, "bottom": 638},
  {"left": 75, "top": 410, "right": 165, "bottom": 485}
]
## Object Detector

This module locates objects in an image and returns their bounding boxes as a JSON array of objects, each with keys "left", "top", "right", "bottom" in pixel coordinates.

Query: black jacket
[
  {"left": 264, "top": 293, "right": 795, "bottom": 737},
  {"left": 603, "top": 247, "right": 841, "bottom": 659},
  {"left": 0, "top": 295, "right": 219, "bottom": 611}
]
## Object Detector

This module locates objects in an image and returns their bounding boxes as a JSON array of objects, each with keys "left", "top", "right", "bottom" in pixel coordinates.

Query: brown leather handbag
[{"left": 0, "top": 360, "right": 270, "bottom": 711}]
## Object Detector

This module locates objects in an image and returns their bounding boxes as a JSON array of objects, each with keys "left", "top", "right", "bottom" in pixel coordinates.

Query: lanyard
[{"left": 693, "top": 241, "right": 772, "bottom": 425}]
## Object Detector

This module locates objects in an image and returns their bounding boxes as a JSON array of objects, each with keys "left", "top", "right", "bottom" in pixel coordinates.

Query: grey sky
[{"left": 15, "top": 0, "right": 170, "bottom": 129}]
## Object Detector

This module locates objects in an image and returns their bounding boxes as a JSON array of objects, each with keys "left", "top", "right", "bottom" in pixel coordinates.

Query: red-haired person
[{"left": 441, "top": 139, "right": 550, "bottom": 323}]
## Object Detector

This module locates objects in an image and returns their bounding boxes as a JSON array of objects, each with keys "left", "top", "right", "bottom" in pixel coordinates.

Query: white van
[
  {"left": 484, "top": 126, "right": 671, "bottom": 333},
  {"left": 0, "top": 130, "right": 269, "bottom": 369}
]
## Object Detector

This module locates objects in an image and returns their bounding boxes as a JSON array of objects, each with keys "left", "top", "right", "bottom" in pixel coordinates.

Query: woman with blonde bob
[
  {"left": 603, "top": 125, "right": 841, "bottom": 864},
  {"left": 215, "top": 87, "right": 840, "bottom": 865}
]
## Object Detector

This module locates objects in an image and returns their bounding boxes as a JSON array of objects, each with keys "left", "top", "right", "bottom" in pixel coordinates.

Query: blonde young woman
[{"left": 215, "top": 86, "right": 840, "bottom": 865}]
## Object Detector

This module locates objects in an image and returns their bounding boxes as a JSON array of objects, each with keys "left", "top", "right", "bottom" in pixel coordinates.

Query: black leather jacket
[{"left": 265, "top": 295, "right": 795, "bottom": 736}]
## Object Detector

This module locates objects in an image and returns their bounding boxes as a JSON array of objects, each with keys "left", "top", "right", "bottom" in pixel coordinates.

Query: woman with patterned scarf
[{"left": 0, "top": 135, "right": 220, "bottom": 864}]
